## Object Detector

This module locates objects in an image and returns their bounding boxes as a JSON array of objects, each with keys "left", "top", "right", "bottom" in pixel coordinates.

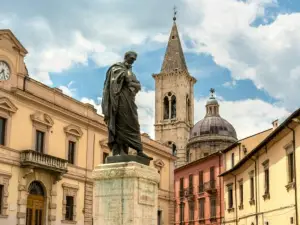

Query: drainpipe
[
  {"left": 250, "top": 156, "right": 258, "bottom": 225},
  {"left": 287, "top": 124, "right": 299, "bottom": 225}
]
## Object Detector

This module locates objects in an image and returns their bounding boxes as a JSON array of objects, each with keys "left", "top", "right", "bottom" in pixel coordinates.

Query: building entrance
[{"left": 26, "top": 181, "right": 45, "bottom": 225}]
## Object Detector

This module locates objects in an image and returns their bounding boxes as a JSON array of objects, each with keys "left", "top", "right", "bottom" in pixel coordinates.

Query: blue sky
[{"left": 1, "top": 0, "right": 300, "bottom": 138}]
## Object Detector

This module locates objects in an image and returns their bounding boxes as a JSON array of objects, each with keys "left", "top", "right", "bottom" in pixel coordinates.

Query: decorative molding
[
  {"left": 262, "top": 159, "right": 269, "bottom": 168},
  {"left": 154, "top": 159, "right": 165, "bottom": 170},
  {"left": 64, "top": 125, "right": 83, "bottom": 138},
  {"left": 0, "top": 30, "right": 28, "bottom": 55},
  {"left": 0, "top": 97, "right": 18, "bottom": 115},
  {"left": 0, "top": 172, "right": 11, "bottom": 216},
  {"left": 30, "top": 111, "right": 54, "bottom": 128},
  {"left": 62, "top": 182, "right": 79, "bottom": 190}
]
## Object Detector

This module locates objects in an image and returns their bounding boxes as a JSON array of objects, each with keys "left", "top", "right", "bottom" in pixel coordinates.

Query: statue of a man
[{"left": 101, "top": 51, "right": 152, "bottom": 160}]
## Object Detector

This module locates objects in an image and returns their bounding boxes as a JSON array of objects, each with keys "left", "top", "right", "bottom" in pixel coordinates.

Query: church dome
[
  {"left": 190, "top": 88, "right": 237, "bottom": 139},
  {"left": 186, "top": 88, "right": 237, "bottom": 163},
  {"left": 190, "top": 116, "right": 237, "bottom": 139}
]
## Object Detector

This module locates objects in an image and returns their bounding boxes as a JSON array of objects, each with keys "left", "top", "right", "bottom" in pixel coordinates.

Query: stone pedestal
[{"left": 92, "top": 161, "right": 160, "bottom": 225}]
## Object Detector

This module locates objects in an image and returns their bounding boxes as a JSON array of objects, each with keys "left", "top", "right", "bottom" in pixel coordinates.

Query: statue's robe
[{"left": 101, "top": 62, "right": 143, "bottom": 152}]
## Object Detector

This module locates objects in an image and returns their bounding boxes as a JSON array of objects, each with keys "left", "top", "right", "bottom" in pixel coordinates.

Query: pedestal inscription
[{"left": 92, "top": 162, "right": 160, "bottom": 225}]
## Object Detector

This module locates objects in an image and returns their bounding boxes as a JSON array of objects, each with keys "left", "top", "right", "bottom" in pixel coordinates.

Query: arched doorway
[{"left": 26, "top": 181, "right": 45, "bottom": 225}]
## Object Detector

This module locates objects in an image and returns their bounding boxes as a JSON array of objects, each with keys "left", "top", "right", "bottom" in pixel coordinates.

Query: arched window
[
  {"left": 172, "top": 143, "right": 177, "bottom": 156},
  {"left": 186, "top": 95, "right": 190, "bottom": 123},
  {"left": 171, "top": 95, "right": 176, "bottom": 119},
  {"left": 186, "top": 149, "right": 190, "bottom": 162},
  {"left": 164, "top": 96, "right": 169, "bottom": 119},
  {"left": 28, "top": 181, "right": 44, "bottom": 196}
]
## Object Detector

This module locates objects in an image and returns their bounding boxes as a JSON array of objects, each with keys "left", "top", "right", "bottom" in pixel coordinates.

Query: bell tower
[{"left": 152, "top": 12, "right": 196, "bottom": 167}]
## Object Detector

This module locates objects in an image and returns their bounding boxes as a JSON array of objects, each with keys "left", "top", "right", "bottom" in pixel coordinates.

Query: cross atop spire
[
  {"left": 210, "top": 88, "right": 215, "bottom": 97},
  {"left": 173, "top": 6, "right": 177, "bottom": 22},
  {"left": 160, "top": 9, "right": 188, "bottom": 73}
]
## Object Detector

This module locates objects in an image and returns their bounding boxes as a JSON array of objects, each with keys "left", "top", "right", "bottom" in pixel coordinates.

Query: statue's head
[{"left": 124, "top": 51, "right": 137, "bottom": 65}]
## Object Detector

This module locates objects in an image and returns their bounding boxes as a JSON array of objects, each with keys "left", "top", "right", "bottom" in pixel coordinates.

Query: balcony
[
  {"left": 20, "top": 150, "right": 68, "bottom": 177},
  {"left": 204, "top": 180, "right": 217, "bottom": 193}
]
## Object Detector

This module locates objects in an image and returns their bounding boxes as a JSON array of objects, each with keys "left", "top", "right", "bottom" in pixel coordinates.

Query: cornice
[{"left": 12, "top": 88, "right": 107, "bottom": 134}]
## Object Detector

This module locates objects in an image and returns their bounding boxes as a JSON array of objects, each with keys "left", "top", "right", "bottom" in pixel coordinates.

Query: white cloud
[
  {"left": 183, "top": 0, "right": 300, "bottom": 110},
  {"left": 81, "top": 97, "right": 103, "bottom": 115},
  {"left": 58, "top": 81, "right": 76, "bottom": 97}
]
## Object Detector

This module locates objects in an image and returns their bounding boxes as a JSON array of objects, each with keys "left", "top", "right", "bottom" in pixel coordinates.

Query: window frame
[
  {"left": 62, "top": 183, "right": 78, "bottom": 222},
  {"left": 262, "top": 159, "right": 270, "bottom": 200},
  {"left": 64, "top": 124, "right": 83, "bottom": 166},
  {"left": 0, "top": 171, "right": 11, "bottom": 217},
  {"left": 0, "top": 97, "right": 18, "bottom": 147}
]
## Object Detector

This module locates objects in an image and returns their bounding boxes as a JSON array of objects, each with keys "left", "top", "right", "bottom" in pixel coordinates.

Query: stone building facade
[
  {"left": 220, "top": 109, "right": 300, "bottom": 225},
  {"left": 174, "top": 152, "right": 224, "bottom": 225},
  {"left": 0, "top": 29, "right": 176, "bottom": 225}
]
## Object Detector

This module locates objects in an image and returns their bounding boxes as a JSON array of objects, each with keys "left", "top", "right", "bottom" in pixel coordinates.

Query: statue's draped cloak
[{"left": 101, "top": 63, "right": 142, "bottom": 151}]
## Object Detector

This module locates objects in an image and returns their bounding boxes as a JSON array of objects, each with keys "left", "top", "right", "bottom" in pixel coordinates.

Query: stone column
[{"left": 92, "top": 161, "right": 160, "bottom": 225}]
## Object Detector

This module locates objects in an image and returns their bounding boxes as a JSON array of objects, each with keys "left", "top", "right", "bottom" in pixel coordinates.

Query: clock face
[{"left": 0, "top": 61, "right": 10, "bottom": 81}]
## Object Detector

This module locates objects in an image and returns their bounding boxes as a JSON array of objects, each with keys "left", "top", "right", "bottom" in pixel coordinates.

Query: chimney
[{"left": 272, "top": 119, "right": 279, "bottom": 130}]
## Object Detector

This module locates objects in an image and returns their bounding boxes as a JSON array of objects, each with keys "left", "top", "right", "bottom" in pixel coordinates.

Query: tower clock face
[{"left": 0, "top": 61, "right": 11, "bottom": 81}]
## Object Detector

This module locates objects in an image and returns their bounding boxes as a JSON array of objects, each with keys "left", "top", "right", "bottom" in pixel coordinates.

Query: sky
[{"left": 1, "top": 0, "right": 300, "bottom": 139}]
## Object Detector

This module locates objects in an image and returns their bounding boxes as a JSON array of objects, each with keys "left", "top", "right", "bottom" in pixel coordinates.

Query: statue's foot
[{"left": 137, "top": 152, "right": 153, "bottom": 160}]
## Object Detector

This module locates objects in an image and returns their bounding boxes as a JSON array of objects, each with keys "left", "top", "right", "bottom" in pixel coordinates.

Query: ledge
[
  {"left": 0, "top": 215, "right": 8, "bottom": 218},
  {"left": 227, "top": 208, "right": 235, "bottom": 213},
  {"left": 61, "top": 220, "right": 77, "bottom": 224},
  {"left": 249, "top": 199, "right": 255, "bottom": 205},
  {"left": 286, "top": 182, "right": 295, "bottom": 192},
  {"left": 263, "top": 193, "right": 270, "bottom": 200}
]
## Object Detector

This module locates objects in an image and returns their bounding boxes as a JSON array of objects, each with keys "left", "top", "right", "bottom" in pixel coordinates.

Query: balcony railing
[
  {"left": 204, "top": 180, "right": 217, "bottom": 193},
  {"left": 20, "top": 150, "right": 68, "bottom": 174}
]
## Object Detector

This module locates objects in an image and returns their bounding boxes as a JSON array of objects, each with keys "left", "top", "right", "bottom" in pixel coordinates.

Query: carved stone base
[
  {"left": 92, "top": 162, "right": 160, "bottom": 225},
  {"left": 105, "top": 155, "right": 151, "bottom": 166}
]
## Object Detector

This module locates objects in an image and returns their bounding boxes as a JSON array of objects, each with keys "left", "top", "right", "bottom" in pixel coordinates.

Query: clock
[{"left": 0, "top": 61, "right": 11, "bottom": 81}]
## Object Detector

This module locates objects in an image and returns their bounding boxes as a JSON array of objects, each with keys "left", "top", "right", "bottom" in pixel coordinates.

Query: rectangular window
[
  {"left": 68, "top": 141, "right": 76, "bottom": 164},
  {"left": 228, "top": 185, "right": 233, "bottom": 209},
  {"left": 189, "top": 201, "right": 194, "bottom": 221},
  {"left": 180, "top": 202, "right": 185, "bottom": 224},
  {"left": 231, "top": 153, "right": 235, "bottom": 168},
  {"left": 189, "top": 174, "right": 193, "bottom": 194},
  {"left": 210, "top": 197, "right": 216, "bottom": 218},
  {"left": 199, "top": 198, "right": 205, "bottom": 219},
  {"left": 35, "top": 130, "right": 45, "bottom": 153},
  {"left": 199, "top": 171, "right": 204, "bottom": 192},
  {"left": 264, "top": 167, "right": 270, "bottom": 194},
  {"left": 0, "top": 117, "right": 6, "bottom": 145},
  {"left": 210, "top": 166, "right": 215, "bottom": 188},
  {"left": 0, "top": 184, "right": 3, "bottom": 214},
  {"left": 288, "top": 152, "right": 295, "bottom": 183},
  {"left": 103, "top": 152, "right": 109, "bottom": 163},
  {"left": 180, "top": 177, "right": 184, "bottom": 197},
  {"left": 250, "top": 176, "right": 254, "bottom": 200},
  {"left": 157, "top": 210, "right": 162, "bottom": 225},
  {"left": 239, "top": 182, "right": 243, "bottom": 206},
  {"left": 65, "top": 196, "right": 74, "bottom": 220}
]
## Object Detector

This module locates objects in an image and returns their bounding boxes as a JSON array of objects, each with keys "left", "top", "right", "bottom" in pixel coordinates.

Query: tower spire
[{"left": 160, "top": 8, "right": 188, "bottom": 73}]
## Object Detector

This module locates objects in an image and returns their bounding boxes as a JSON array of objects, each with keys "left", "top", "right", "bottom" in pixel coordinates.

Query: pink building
[{"left": 174, "top": 152, "right": 224, "bottom": 224}]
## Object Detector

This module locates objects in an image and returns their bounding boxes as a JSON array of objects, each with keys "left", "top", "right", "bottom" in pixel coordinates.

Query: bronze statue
[{"left": 101, "top": 51, "right": 152, "bottom": 160}]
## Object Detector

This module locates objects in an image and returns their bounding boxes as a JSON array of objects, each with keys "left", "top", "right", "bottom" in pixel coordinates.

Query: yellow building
[
  {"left": 220, "top": 109, "right": 300, "bottom": 225},
  {"left": 0, "top": 29, "right": 176, "bottom": 225}
]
